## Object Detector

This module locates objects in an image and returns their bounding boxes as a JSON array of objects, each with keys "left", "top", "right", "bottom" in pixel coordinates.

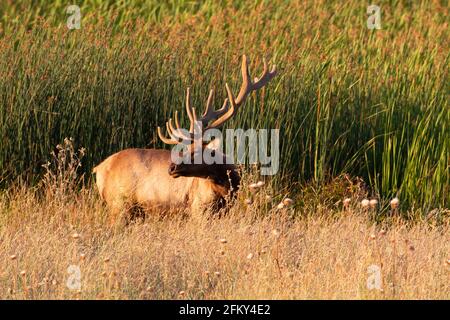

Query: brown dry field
[{"left": 0, "top": 181, "right": 448, "bottom": 300}]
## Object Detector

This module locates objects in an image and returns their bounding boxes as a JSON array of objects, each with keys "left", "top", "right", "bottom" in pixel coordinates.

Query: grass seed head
[
  {"left": 272, "top": 229, "right": 281, "bottom": 237},
  {"left": 361, "top": 199, "right": 370, "bottom": 208},
  {"left": 343, "top": 198, "right": 351, "bottom": 208},
  {"left": 283, "top": 198, "right": 294, "bottom": 207},
  {"left": 369, "top": 199, "right": 378, "bottom": 208},
  {"left": 276, "top": 202, "right": 285, "bottom": 210},
  {"left": 390, "top": 197, "right": 400, "bottom": 209}
]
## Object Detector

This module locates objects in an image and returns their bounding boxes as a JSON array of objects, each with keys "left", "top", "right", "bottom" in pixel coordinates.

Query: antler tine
[
  {"left": 251, "top": 57, "right": 277, "bottom": 91},
  {"left": 191, "top": 106, "right": 198, "bottom": 134},
  {"left": 185, "top": 88, "right": 195, "bottom": 133},
  {"left": 176, "top": 111, "right": 196, "bottom": 140},
  {"left": 157, "top": 125, "right": 179, "bottom": 145},
  {"left": 201, "top": 89, "right": 234, "bottom": 128},
  {"left": 166, "top": 121, "right": 181, "bottom": 141},
  {"left": 234, "top": 54, "right": 252, "bottom": 106},
  {"left": 191, "top": 106, "right": 204, "bottom": 147},
  {"left": 207, "top": 97, "right": 231, "bottom": 129},
  {"left": 200, "top": 89, "right": 216, "bottom": 126},
  {"left": 168, "top": 116, "right": 191, "bottom": 141},
  {"left": 173, "top": 110, "right": 182, "bottom": 131},
  {"left": 202, "top": 89, "right": 214, "bottom": 116},
  {"left": 158, "top": 88, "right": 201, "bottom": 146},
  {"left": 205, "top": 55, "right": 276, "bottom": 129}
]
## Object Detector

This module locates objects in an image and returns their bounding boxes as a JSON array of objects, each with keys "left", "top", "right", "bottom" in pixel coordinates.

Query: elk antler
[
  {"left": 157, "top": 88, "right": 197, "bottom": 144},
  {"left": 203, "top": 54, "right": 277, "bottom": 129},
  {"left": 157, "top": 55, "right": 277, "bottom": 145}
]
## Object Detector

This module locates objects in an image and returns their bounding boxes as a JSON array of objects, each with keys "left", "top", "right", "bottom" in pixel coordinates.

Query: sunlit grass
[{"left": 0, "top": 179, "right": 448, "bottom": 299}]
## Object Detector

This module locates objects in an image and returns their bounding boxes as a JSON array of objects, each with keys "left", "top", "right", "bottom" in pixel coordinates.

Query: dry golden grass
[{"left": 0, "top": 183, "right": 448, "bottom": 300}]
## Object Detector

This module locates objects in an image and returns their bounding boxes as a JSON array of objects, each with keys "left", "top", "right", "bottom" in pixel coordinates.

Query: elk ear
[{"left": 205, "top": 138, "right": 221, "bottom": 151}]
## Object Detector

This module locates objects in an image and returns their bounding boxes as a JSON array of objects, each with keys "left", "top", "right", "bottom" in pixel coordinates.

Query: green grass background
[{"left": 0, "top": 0, "right": 448, "bottom": 210}]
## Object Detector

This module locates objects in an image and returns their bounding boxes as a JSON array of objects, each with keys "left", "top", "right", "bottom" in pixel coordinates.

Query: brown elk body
[
  {"left": 93, "top": 55, "right": 276, "bottom": 221},
  {"left": 93, "top": 148, "right": 239, "bottom": 219}
]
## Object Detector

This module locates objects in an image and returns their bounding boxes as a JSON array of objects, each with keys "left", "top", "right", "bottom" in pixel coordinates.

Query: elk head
[{"left": 157, "top": 55, "right": 277, "bottom": 183}]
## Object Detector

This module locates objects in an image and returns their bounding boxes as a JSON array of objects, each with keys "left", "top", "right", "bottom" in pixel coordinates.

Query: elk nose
[{"left": 168, "top": 163, "right": 177, "bottom": 174}]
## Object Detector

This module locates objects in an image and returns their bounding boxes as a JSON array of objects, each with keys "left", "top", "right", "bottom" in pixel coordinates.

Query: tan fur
[{"left": 93, "top": 148, "right": 238, "bottom": 223}]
